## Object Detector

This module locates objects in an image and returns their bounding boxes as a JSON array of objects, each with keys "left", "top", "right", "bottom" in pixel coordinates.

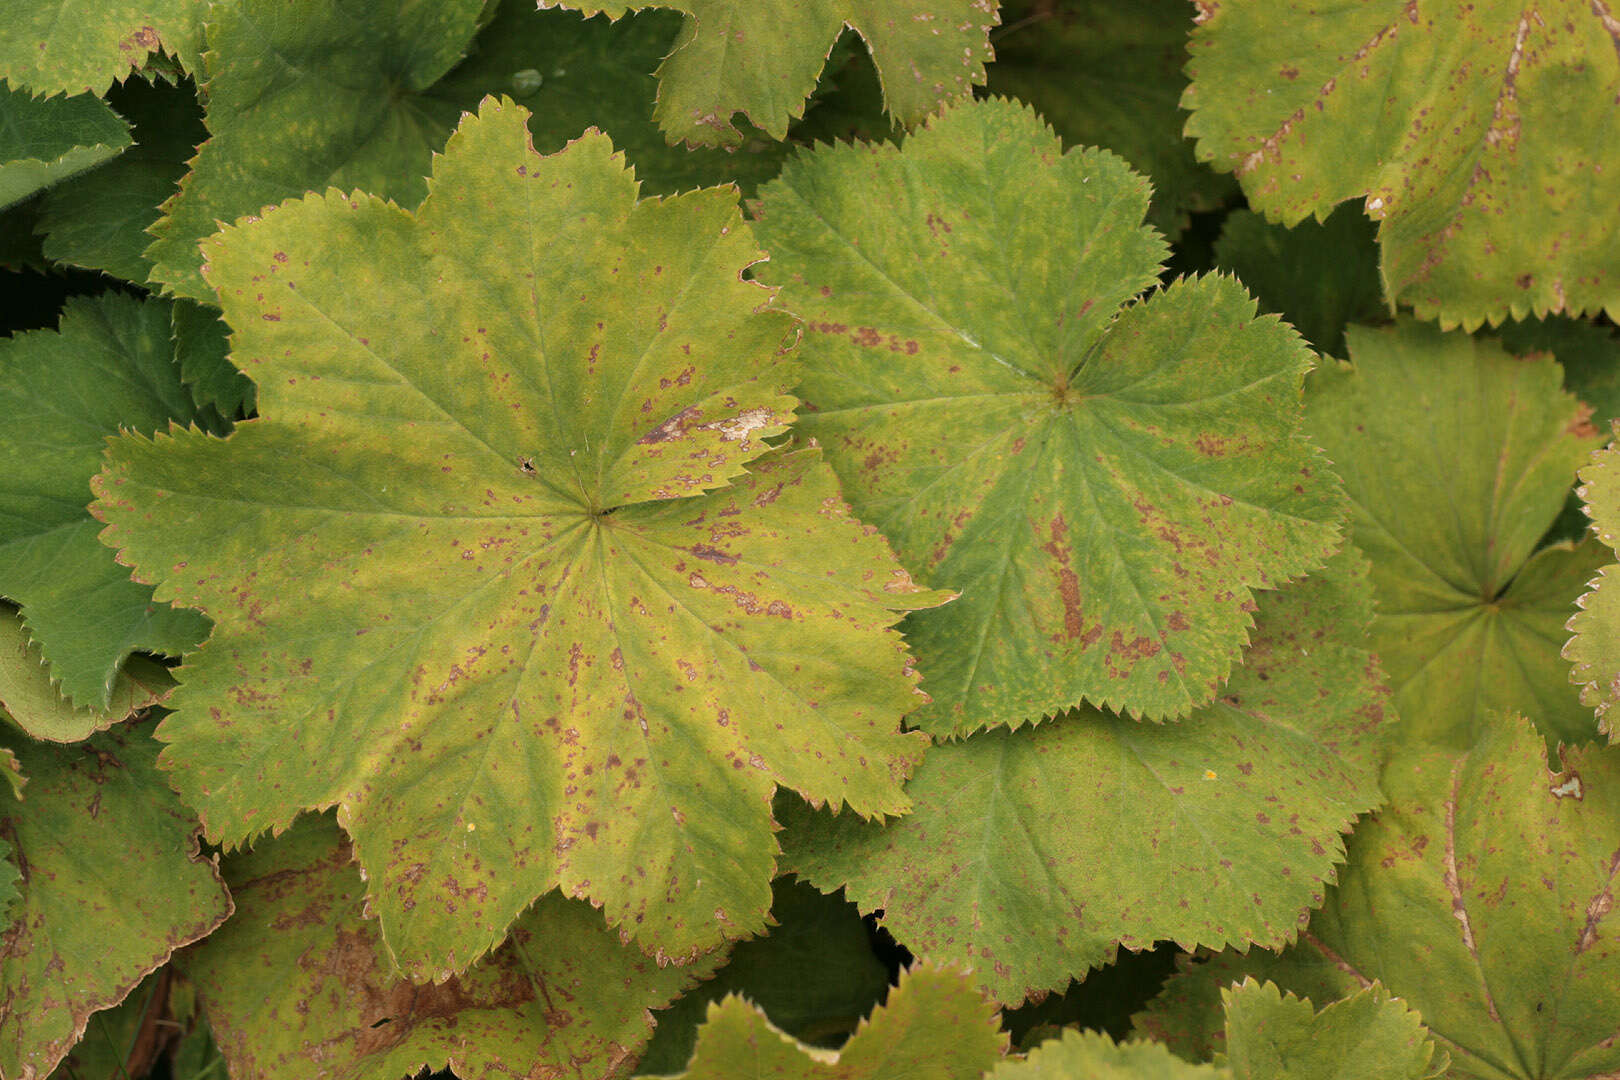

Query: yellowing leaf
[
  {"left": 0, "top": 1, "right": 204, "bottom": 96},
  {"left": 185, "top": 813, "right": 716, "bottom": 1080},
  {"left": 0, "top": 606, "right": 173, "bottom": 743},
  {"left": 1184, "top": 0, "right": 1620, "bottom": 328},
  {"left": 95, "top": 98, "right": 943, "bottom": 981},
  {"left": 755, "top": 98, "right": 1344, "bottom": 733},
  {"left": 541, "top": 0, "right": 1000, "bottom": 147}
]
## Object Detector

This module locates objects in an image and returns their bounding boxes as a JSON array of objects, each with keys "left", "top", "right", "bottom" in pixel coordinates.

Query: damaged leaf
[
  {"left": 1563, "top": 431, "right": 1620, "bottom": 740},
  {"left": 0, "top": 1, "right": 204, "bottom": 97},
  {"left": 1184, "top": 0, "right": 1620, "bottom": 328},
  {"left": 539, "top": 0, "right": 999, "bottom": 148},
  {"left": 95, "top": 99, "right": 943, "bottom": 980},
  {"left": 184, "top": 813, "right": 714, "bottom": 1080},
  {"left": 0, "top": 722, "right": 232, "bottom": 1080},
  {"left": 0, "top": 293, "right": 211, "bottom": 708},
  {"left": 756, "top": 97, "right": 1344, "bottom": 734},
  {"left": 780, "top": 547, "right": 1387, "bottom": 1005},
  {"left": 1134, "top": 716, "right": 1620, "bottom": 1080},
  {"left": 1305, "top": 319, "right": 1604, "bottom": 750}
]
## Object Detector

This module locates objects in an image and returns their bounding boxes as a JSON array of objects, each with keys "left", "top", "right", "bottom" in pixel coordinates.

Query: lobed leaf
[
  {"left": 1184, "top": 0, "right": 1620, "bottom": 329},
  {"left": 989, "top": 1029, "right": 1224, "bottom": 1078},
  {"left": 780, "top": 546, "right": 1388, "bottom": 1005},
  {"left": 756, "top": 97, "right": 1344, "bottom": 733},
  {"left": 1218, "top": 979, "right": 1445, "bottom": 1080},
  {"left": 1305, "top": 319, "right": 1604, "bottom": 750},
  {"left": 96, "top": 98, "right": 943, "bottom": 979},
  {"left": 184, "top": 813, "right": 713, "bottom": 1080},
  {"left": 0, "top": 607, "right": 173, "bottom": 743},
  {"left": 0, "top": 722, "right": 232, "bottom": 1080},
  {"left": 541, "top": 0, "right": 999, "bottom": 148},
  {"left": 0, "top": 0, "right": 204, "bottom": 97},
  {"left": 0, "top": 293, "right": 211, "bottom": 708},
  {"left": 1135, "top": 716, "right": 1620, "bottom": 1080},
  {"left": 643, "top": 964, "right": 1008, "bottom": 1080}
]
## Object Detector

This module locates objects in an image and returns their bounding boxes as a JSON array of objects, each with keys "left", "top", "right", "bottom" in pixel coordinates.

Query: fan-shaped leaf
[
  {"left": 1134, "top": 716, "right": 1620, "bottom": 1080},
  {"left": 1304, "top": 319, "right": 1603, "bottom": 750},
  {"left": 755, "top": 97, "right": 1344, "bottom": 734},
  {"left": 642, "top": 965, "right": 1008, "bottom": 1080},
  {"left": 0, "top": 722, "right": 232, "bottom": 1080},
  {"left": 780, "top": 546, "right": 1387, "bottom": 1005},
  {"left": 0, "top": 293, "right": 211, "bottom": 708},
  {"left": 541, "top": 0, "right": 999, "bottom": 148},
  {"left": 184, "top": 813, "right": 714, "bottom": 1080},
  {"left": 1184, "top": 0, "right": 1620, "bottom": 328},
  {"left": 95, "top": 98, "right": 943, "bottom": 980},
  {"left": 1219, "top": 979, "right": 1445, "bottom": 1080}
]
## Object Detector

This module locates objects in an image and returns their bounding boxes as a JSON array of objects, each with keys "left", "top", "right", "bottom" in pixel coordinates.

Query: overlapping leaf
[
  {"left": 644, "top": 965, "right": 1007, "bottom": 1080},
  {"left": 37, "top": 74, "right": 205, "bottom": 284},
  {"left": 1304, "top": 319, "right": 1604, "bottom": 749},
  {"left": 146, "top": 0, "right": 800, "bottom": 301},
  {"left": 781, "top": 547, "right": 1387, "bottom": 1005},
  {"left": 0, "top": 1, "right": 204, "bottom": 97},
  {"left": 95, "top": 99, "right": 943, "bottom": 980},
  {"left": 1184, "top": 0, "right": 1620, "bottom": 328},
  {"left": 542, "top": 0, "right": 999, "bottom": 147},
  {"left": 0, "top": 722, "right": 232, "bottom": 1080},
  {"left": 0, "top": 607, "right": 173, "bottom": 743},
  {"left": 1564, "top": 434, "right": 1620, "bottom": 739},
  {"left": 985, "top": 0, "right": 1237, "bottom": 239},
  {"left": 637, "top": 878, "right": 890, "bottom": 1074},
  {"left": 0, "top": 84, "right": 130, "bottom": 210},
  {"left": 1135, "top": 716, "right": 1620, "bottom": 1080},
  {"left": 184, "top": 813, "right": 714, "bottom": 1080},
  {"left": 755, "top": 97, "right": 1344, "bottom": 733},
  {"left": 0, "top": 293, "right": 212, "bottom": 708}
]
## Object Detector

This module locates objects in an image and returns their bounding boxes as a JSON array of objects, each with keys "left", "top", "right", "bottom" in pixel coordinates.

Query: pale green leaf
[
  {"left": 1564, "top": 434, "right": 1620, "bottom": 740},
  {"left": 185, "top": 813, "right": 714, "bottom": 1080},
  {"left": 755, "top": 97, "right": 1344, "bottom": 733},
  {"left": 1211, "top": 206, "right": 1384, "bottom": 358},
  {"left": 1305, "top": 319, "right": 1604, "bottom": 750},
  {"left": 1219, "top": 979, "right": 1445, "bottom": 1080},
  {"left": 986, "top": 0, "right": 1237, "bottom": 239},
  {"left": 0, "top": 606, "right": 174, "bottom": 742},
  {"left": 990, "top": 1029, "right": 1224, "bottom": 1079},
  {"left": 637, "top": 878, "right": 891, "bottom": 1074},
  {"left": 0, "top": 722, "right": 232, "bottom": 1080},
  {"left": 781, "top": 546, "right": 1387, "bottom": 1005},
  {"left": 0, "top": 1, "right": 204, "bottom": 96},
  {"left": 1184, "top": 0, "right": 1620, "bottom": 329},
  {"left": 1137, "top": 716, "right": 1620, "bottom": 1079},
  {"left": 541, "top": 0, "right": 998, "bottom": 147},
  {"left": 0, "top": 83, "right": 131, "bottom": 210},
  {"left": 37, "top": 73, "right": 205, "bottom": 284},
  {"left": 96, "top": 99, "right": 942, "bottom": 979},
  {"left": 643, "top": 965, "right": 1008, "bottom": 1080},
  {"left": 0, "top": 293, "right": 211, "bottom": 708}
]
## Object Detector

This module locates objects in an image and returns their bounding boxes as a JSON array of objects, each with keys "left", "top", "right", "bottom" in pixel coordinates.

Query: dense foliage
[{"left": 0, "top": 1, "right": 1616, "bottom": 1077}]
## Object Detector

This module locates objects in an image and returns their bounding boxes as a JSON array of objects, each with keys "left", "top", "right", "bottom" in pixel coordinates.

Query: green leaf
[
  {"left": 643, "top": 964, "right": 1008, "bottom": 1080},
  {"left": 0, "top": 293, "right": 211, "bottom": 708},
  {"left": 1564, "top": 436, "right": 1620, "bottom": 739},
  {"left": 1211, "top": 206, "right": 1384, "bottom": 358},
  {"left": 95, "top": 98, "right": 943, "bottom": 979},
  {"left": 1134, "top": 716, "right": 1620, "bottom": 1080},
  {"left": 542, "top": 0, "right": 998, "bottom": 148},
  {"left": 1219, "top": 979, "right": 1445, "bottom": 1080},
  {"left": 1304, "top": 319, "right": 1604, "bottom": 750},
  {"left": 755, "top": 97, "right": 1345, "bottom": 733},
  {"left": 170, "top": 298, "right": 254, "bottom": 421},
  {"left": 0, "top": 606, "right": 174, "bottom": 742},
  {"left": 985, "top": 0, "right": 1238, "bottom": 239},
  {"left": 184, "top": 813, "right": 715, "bottom": 1080},
  {"left": 637, "top": 878, "right": 891, "bottom": 1074},
  {"left": 989, "top": 1029, "right": 1224, "bottom": 1079},
  {"left": 1183, "top": 1, "right": 1620, "bottom": 329},
  {"left": 47, "top": 968, "right": 198, "bottom": 1080},
  {"left": 781, "top": 545, "right": 1387, "bottom": 1005},
  {"left": 0, "top": 722, "right": 233, "bottom": 1080},
  {"left": 146, "top": 0, "right": 801, "bottom": 302},
  {"left": 0, "top": 83, "right": 131, "bottom": 210},
  {"left": 0, "top": 1, "right": 203, "bottom": 96},
  {"left": 37, "top": 73, "right": 205, "bottom": 284}
]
